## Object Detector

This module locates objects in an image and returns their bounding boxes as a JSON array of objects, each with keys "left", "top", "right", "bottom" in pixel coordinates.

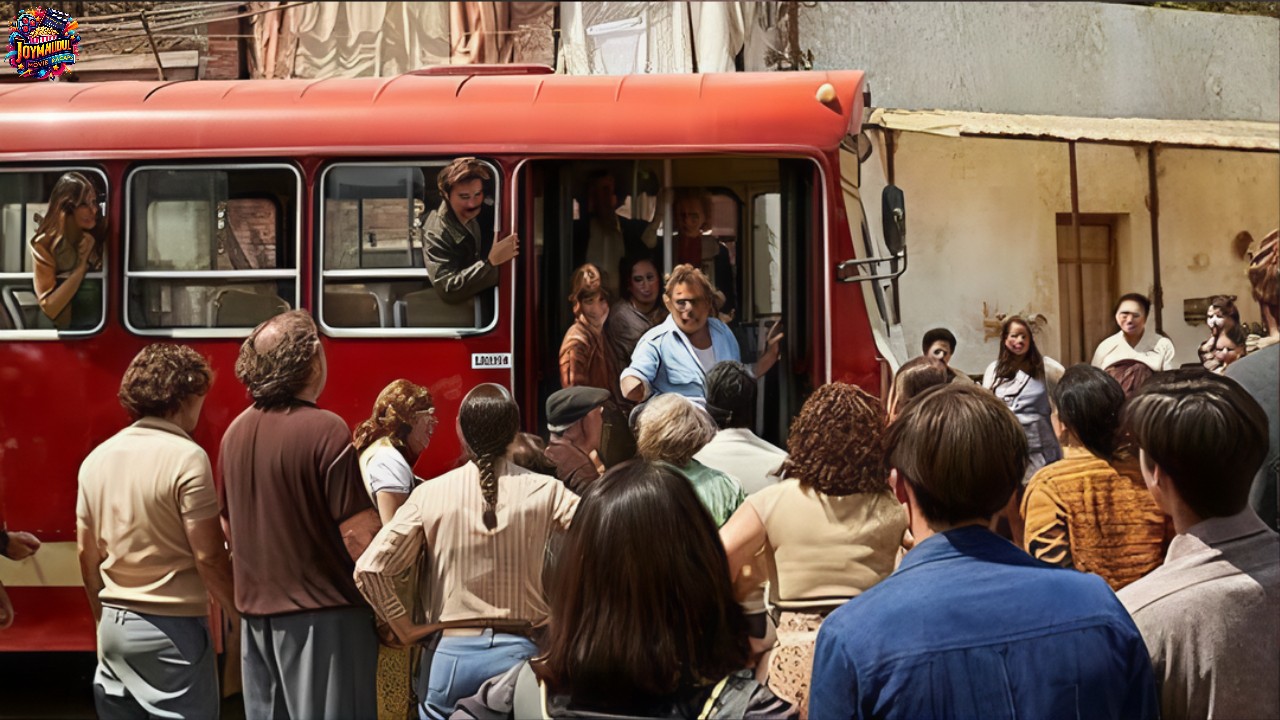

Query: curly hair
[
  {"left": 352, "top": 379, "right": 434, "bottom": 455},
  {"left": 635, "top": 393, "right": 717, "bottom": 467},
  {"left": 118, "top": 343, "right": 212, "bottom": 420},
  {"left": 234, "top": 310, "right": 320, "bottom": 409},
  {"left": 1248, "top": 229, "right": 1278, "bottom": 315},
  {"left": 663, "top": 263, "right": 725, "bottom": 313},
  {"left": 781, "top": 382, "right": 889, "bottom": 496},
  {"left": 459, "top": 383, "right": 521, "bottom": 530}
]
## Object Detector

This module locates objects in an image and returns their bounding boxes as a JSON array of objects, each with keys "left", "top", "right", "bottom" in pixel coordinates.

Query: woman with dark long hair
[
  {"left": 719, "top": 383, "right": 906, "bottom": 719},
  {"left": 453, "top": 460, "right": 792, "bottom": 719},
  {"left": 1021, "top": 364, "right": 1167, "bottom": 590},
  {"left": 354, "top": 384, "right": 579, "bottom": 720},
  {"left": 982, "top": 317, "right": 1064, "bottom": 482},
  {"left": 30, "top": 171, "right": 102, "bottom": 329},
  {"left": 983, "top": 316, "right": 1064, "bottom": 545}
]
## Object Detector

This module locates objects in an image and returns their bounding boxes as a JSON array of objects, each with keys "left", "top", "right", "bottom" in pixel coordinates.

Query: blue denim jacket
[
  {"left": 620, "top": 315, "right": 741, "bottom": 402},
  {"left": 809, "top": 526, "right": 1158, "bottom": 720}
]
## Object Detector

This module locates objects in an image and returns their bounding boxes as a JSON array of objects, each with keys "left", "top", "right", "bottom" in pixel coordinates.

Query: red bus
[{"left": 0, "top": 67, "right": 905, "bottom": 651}]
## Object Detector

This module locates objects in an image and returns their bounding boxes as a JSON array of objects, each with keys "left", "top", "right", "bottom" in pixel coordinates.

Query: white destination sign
[{"left": 471, "top": 353, "right": 512, "bottom": 369}]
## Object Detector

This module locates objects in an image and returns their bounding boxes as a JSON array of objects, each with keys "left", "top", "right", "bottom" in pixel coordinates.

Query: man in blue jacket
[{"left": 809, "top": 383, "right": 1157, "bottom": 720}]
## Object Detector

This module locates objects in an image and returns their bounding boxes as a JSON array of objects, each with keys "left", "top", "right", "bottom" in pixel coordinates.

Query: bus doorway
[{"left": 518, "top": 157, "right": 819, "bottom": 448}]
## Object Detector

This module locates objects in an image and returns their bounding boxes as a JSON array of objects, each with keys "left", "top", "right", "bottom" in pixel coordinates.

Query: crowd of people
[{"left": 1, "top": 177, "right": 1275, "bottom": 720}]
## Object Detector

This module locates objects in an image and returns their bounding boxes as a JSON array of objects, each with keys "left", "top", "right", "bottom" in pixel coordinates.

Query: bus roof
[{"left": 0, "top": 70, "right": 865, "bottom": 161}]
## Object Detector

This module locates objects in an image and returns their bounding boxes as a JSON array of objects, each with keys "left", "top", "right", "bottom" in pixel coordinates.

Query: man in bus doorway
[{"left": 423, "top": 157, "right": 519, "bottom": 304}]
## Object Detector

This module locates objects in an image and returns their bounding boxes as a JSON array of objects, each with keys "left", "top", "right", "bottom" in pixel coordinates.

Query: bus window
[
  {"left": 318, "top": 161, "right": 499, "bottom": 335},
  {"left": 0, "top": 168, "right": 107, "bottom": 336},
  {"left": 751, "top": 192, "right": 782, "bottom": 316},
  {"left": 125, "top": 165, "right": 299, "bottom": 335}
]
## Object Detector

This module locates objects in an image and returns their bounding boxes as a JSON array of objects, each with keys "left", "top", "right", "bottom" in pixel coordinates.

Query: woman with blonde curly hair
[
  {"left": 355, "top": 383, "right": 578, "bottom": 720},
  {"left": 353, "top": 379, "right": 436, "bottom": 524},
  {"left": 719, "top": 383, "right": 907, "bottom": 719}
]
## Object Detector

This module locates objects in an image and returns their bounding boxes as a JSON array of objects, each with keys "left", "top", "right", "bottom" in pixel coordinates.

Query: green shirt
[{"left": 679, "top": 460, "right": 746, "bottom": 528}]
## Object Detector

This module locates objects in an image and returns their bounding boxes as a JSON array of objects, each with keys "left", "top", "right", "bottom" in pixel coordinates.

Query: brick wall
[{"left": 202, "top": 17, "right": 241, "bottom": 80}]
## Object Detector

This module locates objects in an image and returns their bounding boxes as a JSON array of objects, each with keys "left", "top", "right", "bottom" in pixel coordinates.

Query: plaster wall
[
  {"left": 802, "top": 2, "right": 1280, "bottom": 122},
  {"left": 865, "top": 132, "right": 1279, "bottom": 374},
  {"left": 1155, "top": 147, "right": 1280, "bottom": 363}
]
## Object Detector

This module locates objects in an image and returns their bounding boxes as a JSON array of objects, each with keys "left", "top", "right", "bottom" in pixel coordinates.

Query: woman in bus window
[
  {"left": 604, "top": 254, "right": 667, "bottom": 381},
  {"left": 354, "top": 384, "right": 578, "bottom": 720},
  {"left": 621, "top": 265, "right": 781, "bottom": 405},
  {"left": 30, "top": 171, "right": 102, "bottom": 330},
  {"left": 559, "top": 263, "right": 619, "bottom": 398},
  {"left": 453, "top": 460, "right": 793, "bottom": 719}
]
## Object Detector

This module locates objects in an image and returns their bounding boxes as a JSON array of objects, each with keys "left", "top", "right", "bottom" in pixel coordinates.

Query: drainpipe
[
  {"left": 1068, "top": 142, "right": 1084, "bottom": 361},
  {"left": 1147, "top": 145, "right": 1164, "bottom": 334}
]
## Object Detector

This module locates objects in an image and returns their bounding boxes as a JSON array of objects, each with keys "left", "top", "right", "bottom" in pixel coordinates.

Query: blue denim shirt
[
  {"left": 620, "top": 315, "right": 740, "bottom": 402},
  {"left": 809, "top": 526, "right": 1158, "bottom": 720}
]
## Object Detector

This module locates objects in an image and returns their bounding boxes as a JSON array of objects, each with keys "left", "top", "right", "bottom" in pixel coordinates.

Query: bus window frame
[
  {"left": 0, "top": 165, "right": 110, "bottom": 341},
  {"left": 123, "top": 162, "right": 303, "bottom": 339},
  {"left": 316, "top": 159, "right": 502, "bottom": 339}
]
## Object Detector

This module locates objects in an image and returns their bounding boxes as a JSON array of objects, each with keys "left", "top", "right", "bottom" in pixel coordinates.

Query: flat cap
[{"left": 546, "top": 386, "right": 611, "bottom": 433}]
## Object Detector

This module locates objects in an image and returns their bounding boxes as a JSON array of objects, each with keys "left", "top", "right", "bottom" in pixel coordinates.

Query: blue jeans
[{"left": 418, "top": 631, "right": 537, "bottom": 720}]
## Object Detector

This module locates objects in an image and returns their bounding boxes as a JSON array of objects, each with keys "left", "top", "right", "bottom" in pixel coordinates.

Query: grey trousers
[
  {"left": 242, "top": 607, "right": 378, "bottom": 720},
  {"left": 94, "top": 606, "right": 219, "bottom": 720}
]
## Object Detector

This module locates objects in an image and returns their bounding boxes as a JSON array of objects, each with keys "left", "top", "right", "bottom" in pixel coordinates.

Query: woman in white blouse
[{"left": 355, "top": 384, "right": 579, "bottom": 720}]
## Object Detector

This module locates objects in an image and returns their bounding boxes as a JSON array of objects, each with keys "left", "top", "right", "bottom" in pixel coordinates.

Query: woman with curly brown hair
[
  {"left": 353, "top": 379, "right": 437, "bottom": 524},
  {"left": 719, "top": 383, "right": 907, "bottom": 719},
  {"left": 351, "top": 379, "right": 436, "bottom": 720},
  {"left": 355, "top": 383, "right": 579, "bottom": 720},
  {"left": 77, "top": 343, "right": 235, "bottom": 719}
]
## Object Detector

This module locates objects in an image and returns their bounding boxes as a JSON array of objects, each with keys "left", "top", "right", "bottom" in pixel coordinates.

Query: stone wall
[{"left": 801, "top": 2, "right": 1280, "bottom": 122}]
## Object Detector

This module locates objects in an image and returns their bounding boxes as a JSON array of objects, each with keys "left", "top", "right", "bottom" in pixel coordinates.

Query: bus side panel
[{"left": 824, "top": 152, "right": 882, "bottom": 396}]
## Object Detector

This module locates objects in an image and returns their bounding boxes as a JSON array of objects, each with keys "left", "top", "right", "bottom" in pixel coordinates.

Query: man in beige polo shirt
[{"left": 77, "top": 344, "right": 235, "bottom": 719}]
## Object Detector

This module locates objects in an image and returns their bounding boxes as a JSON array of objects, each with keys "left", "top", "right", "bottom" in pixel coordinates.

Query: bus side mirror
[{"left": 882, "top": 185, "right": 905, "bottom": 255}]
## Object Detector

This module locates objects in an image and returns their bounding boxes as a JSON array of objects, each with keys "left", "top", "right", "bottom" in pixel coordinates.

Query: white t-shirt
[
  {"left": 693, "top": 343, "right": 718, "bottom": 372},
  {"left": 358, "top": 437, "right": 415, "bottom": 501}
]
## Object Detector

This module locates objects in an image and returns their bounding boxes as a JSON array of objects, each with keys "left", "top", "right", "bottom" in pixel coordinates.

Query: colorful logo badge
[{"left": 7, "top": 6, "right": 80, "bottom": 79}]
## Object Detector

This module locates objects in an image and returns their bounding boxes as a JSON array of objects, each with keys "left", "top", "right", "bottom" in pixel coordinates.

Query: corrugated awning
[{"left": 868, "top": 108, "right": 1279, "bottom": 152}]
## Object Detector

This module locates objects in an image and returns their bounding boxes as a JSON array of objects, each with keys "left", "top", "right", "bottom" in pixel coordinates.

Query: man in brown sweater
[{"left": 219, "top": 310, "right": 377, "bottom": 720}]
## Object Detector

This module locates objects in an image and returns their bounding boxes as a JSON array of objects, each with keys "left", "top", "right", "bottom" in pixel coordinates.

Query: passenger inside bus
[
  {"left": 571, "top": 170, "right": 649, "bottom": 298},
  {"left": 423, "top": 157, "right": 519, "bottom": 305},
  {"left": 603, "top": 254, "right": 667, "bottom": 389},
  {"left": 559, "top": 263, "right": 619, "bottom": 401},
  {"left": 643, "top": 187, "right": 738, "bottom": 321},
  {"left": 29, "top": 172, "right": 103, "bottom": 330}
]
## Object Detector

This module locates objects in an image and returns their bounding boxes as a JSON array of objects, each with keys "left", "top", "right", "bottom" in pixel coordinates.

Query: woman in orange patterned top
[{"left": 1021, "top": 364, "right": 1167, "bottom": 590}]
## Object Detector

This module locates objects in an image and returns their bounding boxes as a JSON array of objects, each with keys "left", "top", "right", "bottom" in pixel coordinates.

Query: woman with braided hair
[{"left": 355, "top": 383, "right": 579, "bottom": 720}]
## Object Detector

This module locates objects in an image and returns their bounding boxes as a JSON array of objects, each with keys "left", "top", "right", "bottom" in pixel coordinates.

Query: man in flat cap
[{"left": 544, "top": 387, "right": 610, "bottom": 493}]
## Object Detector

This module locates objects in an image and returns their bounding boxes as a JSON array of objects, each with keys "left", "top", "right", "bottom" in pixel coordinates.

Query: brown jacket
[
  {"left": 558, "top": 316, "right": 619, "bottom": 399},
  {"left": 1022, "top": 447, "right": 1168, "bottom": 590}
]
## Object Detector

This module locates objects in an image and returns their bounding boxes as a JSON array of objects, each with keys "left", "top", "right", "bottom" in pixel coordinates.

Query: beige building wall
[
  {"left": 1156, "top": 148, "right": 1280, "bottom": 363},
  {"left": 866, "top": 131, "right": 1279, "bottom": 375}
]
